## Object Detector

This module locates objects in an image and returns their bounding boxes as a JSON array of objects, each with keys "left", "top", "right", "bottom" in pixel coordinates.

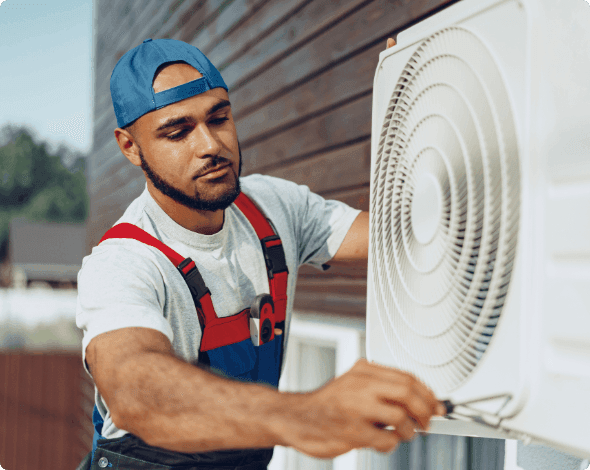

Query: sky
[{"left": 0, "top": 0, "right": 93, "bottom": 154}]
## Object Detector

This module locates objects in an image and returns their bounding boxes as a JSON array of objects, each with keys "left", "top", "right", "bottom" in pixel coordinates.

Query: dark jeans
[{"left": 90, "top": 434, "right": 274, "bottom": 470}]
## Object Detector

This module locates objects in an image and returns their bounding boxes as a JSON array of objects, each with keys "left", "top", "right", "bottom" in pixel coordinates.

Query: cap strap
[{"left": 154, "top": 77, "right": 210, "bottom": 109}]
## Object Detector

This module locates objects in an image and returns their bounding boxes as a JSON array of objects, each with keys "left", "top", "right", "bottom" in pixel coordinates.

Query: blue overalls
[{"left": 89, "top": 192, "right": 288, "bottom": 470}]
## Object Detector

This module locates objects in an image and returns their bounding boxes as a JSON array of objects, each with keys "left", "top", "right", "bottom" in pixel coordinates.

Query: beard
[{"left": 139, "top": 144, "right": 243, "bottom": 212}]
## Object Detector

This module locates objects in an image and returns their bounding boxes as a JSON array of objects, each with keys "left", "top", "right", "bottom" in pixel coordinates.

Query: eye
[
  {"left": 209, "top": 117, "right": 229, "bottom": 126},
  {"left": 166, "top": 129, "right": 189, "bottom": 141}
]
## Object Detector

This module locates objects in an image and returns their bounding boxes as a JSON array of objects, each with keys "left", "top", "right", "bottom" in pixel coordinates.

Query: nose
[{"left": 193, "top": 122, "right": 222, "bottom": 158}]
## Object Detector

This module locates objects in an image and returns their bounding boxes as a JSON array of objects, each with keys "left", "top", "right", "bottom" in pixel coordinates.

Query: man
[{"left": 77, "top": 37, "right": 445, "bottom": 469}]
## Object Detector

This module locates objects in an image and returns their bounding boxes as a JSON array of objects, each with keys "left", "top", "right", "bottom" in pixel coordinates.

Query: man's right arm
[
  {"left": 87, "top": 326, "right": 445, "bottom": 459},
  {"left": 86, "top": 326, "right": 287, "bottom": 453}
]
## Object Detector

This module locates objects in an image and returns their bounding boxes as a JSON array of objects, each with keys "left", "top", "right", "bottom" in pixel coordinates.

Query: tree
[{"left": 0, "top": 125, "right": 88, "bottom": 260}]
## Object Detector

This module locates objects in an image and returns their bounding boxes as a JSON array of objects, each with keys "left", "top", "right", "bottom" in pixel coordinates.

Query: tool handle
[{"left": 442, "top": 400, "right": 455, "bottom": 415}]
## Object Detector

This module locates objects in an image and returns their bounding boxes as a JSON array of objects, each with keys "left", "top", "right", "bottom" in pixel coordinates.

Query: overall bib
[{"left": 89, "top": 192, "right": 289, "bottom": 470}]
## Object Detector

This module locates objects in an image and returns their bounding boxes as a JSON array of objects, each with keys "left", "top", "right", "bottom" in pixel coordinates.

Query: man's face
[{"left": 130, "top": 63, "right": 241, "bottom": 212}]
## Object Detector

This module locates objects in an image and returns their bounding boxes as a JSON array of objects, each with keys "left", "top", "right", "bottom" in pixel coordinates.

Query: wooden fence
[{"left": 0, "top": 352, "right": 93, "bottom": 470}]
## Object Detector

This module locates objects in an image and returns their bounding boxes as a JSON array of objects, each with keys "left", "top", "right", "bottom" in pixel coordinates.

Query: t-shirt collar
[{"left": 141, "top": 185, "right": 229, "bottom": 249}]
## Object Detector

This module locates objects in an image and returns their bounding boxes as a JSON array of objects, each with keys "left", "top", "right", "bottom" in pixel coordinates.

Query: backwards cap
[{"left": 110, "top": 38, "right": 228, "bottom": 128}]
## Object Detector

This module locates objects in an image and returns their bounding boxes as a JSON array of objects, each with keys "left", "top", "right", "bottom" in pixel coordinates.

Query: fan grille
[{"left": 370, "top": 27, "right": 520, "bottom": 393}]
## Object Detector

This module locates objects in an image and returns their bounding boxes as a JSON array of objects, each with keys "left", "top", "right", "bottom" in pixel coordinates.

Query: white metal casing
[{"left": 367, "top": 0, "right": 590, "bottom": 459}]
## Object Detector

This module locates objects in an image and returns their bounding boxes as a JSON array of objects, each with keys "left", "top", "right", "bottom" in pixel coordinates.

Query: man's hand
[
  {"left": 273, "top": 358, "right": 445, "bottom": 459},
  {"left": 386, "top": 37, "right": 396, "bottom": 49}
]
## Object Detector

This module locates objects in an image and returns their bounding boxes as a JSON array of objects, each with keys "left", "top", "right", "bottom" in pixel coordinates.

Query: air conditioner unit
[{"left": 366, "top": 0, "right": 590, "bottom": 460}]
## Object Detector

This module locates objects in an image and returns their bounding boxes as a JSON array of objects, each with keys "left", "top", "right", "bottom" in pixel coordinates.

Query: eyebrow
[{"left": 155, "top": 99, "right": 232, "bottom": 132}]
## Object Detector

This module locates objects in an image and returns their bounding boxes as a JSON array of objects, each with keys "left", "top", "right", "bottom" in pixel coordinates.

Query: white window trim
[{"left": 270, "top": 311, "right": 366, "bottom": 470}]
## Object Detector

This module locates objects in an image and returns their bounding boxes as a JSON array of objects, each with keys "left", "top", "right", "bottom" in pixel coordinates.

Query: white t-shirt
[{"left": 76, "top": 174, "right": 361, "bottom": 439}]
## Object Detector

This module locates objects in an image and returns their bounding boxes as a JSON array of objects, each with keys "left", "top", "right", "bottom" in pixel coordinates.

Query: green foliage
[{"left": 0, "top": 125, "right": 88, "bottom": 258}]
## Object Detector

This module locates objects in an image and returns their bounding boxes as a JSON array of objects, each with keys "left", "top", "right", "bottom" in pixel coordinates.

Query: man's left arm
[{"left": 329, "top": 211, "right": 369, "bottom": 267}]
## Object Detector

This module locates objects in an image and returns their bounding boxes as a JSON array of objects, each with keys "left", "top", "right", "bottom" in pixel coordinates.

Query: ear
[{"left": 114, "top": 127, "right": 142, "bottom": 167}]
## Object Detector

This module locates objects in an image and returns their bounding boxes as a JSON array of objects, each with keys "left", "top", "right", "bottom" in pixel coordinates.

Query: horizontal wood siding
[{"left": 90, "top": 0, "right": 460, "bottom": 316}]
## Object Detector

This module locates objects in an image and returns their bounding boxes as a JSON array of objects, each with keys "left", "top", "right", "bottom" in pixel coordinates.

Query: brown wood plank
[
  {"left": 0, "top": 354, "right": 6, "bottom": 460},
  {"left": 185, "top": 0, "right": 270, "bottom": 52},
  {"left": 205, "top": 0, "right": 306, "bottom": 67},
  {"left": 39, "top": 355, "right": 55, "bottom": 468},
  {"left": 93, "top": 119, "right": 117, "bottom": 155},
  {"left": 88, "top": 145, "right": 127, "bottom": 193},
  {"left": 88, "top": 144, "right": 132, "bottom": 194},
  {"left": 5, "top": 354, "right": 20, "bottom": 470},
  {"left": 229, "top": 0, "right": 458, "bottom": 116},
  {"left": 19, "top": 354, "right": 35, "bottom": 470},
  {"left": 117, "top": 0, "right": 171, "bottom": 51},
  {"left": 79, "top": 370, "right": 96, "bottom": 453},
  {"left": 94, "top": 0, "right": 152, "bottom": 85},
  {"left": 66, "top": 356, "right": 83, "bottom": 468},
  {"left": 93, "top": 0, "right": 164, "bottom": 111},
  {"left": 55, "top": 356, "right": 68, "bottom": 468},
  {"left": 93, "top": 94, "right": 113, "bottom": 127},
  {"left": 27, "top": 354, "right": 45, "bottom": 470},
  {"left": 93, "top": 90, "right": 112, "bottom": 122},
  {"left": 241, "top": 93, "right": 372, "bottom": 173},
  {"left": 293, "top": 290, "right": 367, "bottom": 317},
  {"left": 320, "top": 184, "right": 371, "bottom": 211},
  {"left": 298, "top": 263, "right": 368, "bottom": 280},
  {"left": 175, "top": 0, "right": 234, "bottom": 44},
  {"left": 235, "top": 41, "right": 382, "bottom": 144},
  {"left": 90, "top": 162, "right": 144, "bottom": 204},
  {"left": 94, "top": 1, "right": 131, "bottom": 55},
  {"left": 156, "top": 0, "right": 193, "bottom": 35},
  {"left": 220, "top": 0, "right": 369, "bottom": 90},
  {"left": 0, "top": 355, "right": 87, "bottom": 468},
  {"left": 297, "top": 277, "right": 366, "bottom": 297},
  {"left": 91, "top": 181, "right": 145, "bottom": 220},
  {"left": 264, "top": 139, "right": 371, "bottom": 196},
  {"left": 87, "top": 177, "right": 145, "bottom": 249}
]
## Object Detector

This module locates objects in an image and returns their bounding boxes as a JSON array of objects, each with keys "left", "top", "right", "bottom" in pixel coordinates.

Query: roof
[{"left": 9, "top": 219, "right": 87, "bottom": 282}]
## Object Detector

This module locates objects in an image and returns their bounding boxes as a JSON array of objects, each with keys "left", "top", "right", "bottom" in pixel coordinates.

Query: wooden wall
[
  {"left": 0, "top": 352, "right": 93, "bottom": 469},
  {"left": 89, "top": 0, "right": 460, "bottom": 317}
]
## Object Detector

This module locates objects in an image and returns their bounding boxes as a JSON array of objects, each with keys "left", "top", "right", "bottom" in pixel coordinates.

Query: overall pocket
[
  {"left": 255, "top": 334, "right": 283, "bottom": 388},
  {"left": 206, "top": 338, "right": 258, "bottom": 381}
]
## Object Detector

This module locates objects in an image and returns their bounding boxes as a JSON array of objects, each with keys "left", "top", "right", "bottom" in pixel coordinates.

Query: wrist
[{"left": 264, "top": 390, "right": 314, "bottom": 448}]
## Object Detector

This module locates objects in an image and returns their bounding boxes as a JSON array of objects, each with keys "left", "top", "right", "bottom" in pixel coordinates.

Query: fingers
[
  {"left": 374, "top": 361, "right": 441, "bottom": 413},
  {"left": 386, "top": 37, "right": 396, "bottom": 49},
  {"left": 362, "top": 361, "right": 442, "bottom": 428},
  {"left": 369, "top": 424, "right": 403, "bottom": 454},
  {"left": 292, "top": 359, "right": 445, "bottom": 459},
  {"left": 370, "top": 403, "right": 418, "bottom": 441}
]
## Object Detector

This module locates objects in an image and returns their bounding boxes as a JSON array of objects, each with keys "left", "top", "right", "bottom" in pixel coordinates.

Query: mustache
[{"left": 195, "top": 155, "right": 233, "bottom": 178}]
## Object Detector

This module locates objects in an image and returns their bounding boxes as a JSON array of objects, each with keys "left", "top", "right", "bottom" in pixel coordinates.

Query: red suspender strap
[
  {"left": 99, "top": 223, "right": 216, "bottom": 329},
  {"left": 233, "top": 193, "right": 275, "bottom": 239},
  {"left": 234, "top": 193, "right": 289, "bottom": 324},
  {"left": 100, "top": 223, "right": 183, "bottom": 265},
  {"left": 98, "top": 193, "right": 288, "bottom": 328}
]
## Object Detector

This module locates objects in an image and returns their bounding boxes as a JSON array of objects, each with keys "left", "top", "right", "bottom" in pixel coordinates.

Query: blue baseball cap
[{"left": 110, "top": 38, "right": 228, "bottom": 128}]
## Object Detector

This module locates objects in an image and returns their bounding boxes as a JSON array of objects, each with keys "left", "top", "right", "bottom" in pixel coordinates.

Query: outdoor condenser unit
[{"left": 366, "top": 0, "right": 590, "bottom": 460}]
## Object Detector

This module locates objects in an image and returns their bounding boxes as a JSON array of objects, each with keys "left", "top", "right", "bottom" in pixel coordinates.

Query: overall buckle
[{"left": 260, "top": 235, "right": 288, "bottom": 279}]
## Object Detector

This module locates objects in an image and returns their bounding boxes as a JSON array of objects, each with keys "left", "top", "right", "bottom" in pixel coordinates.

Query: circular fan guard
[{"left": 370, "top": 27, "right": 521, "bottom": 393}]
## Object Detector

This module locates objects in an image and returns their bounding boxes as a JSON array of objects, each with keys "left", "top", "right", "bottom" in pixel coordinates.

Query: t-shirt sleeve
[
  {"left": 294, "top": 183, "right": 361, "bottom": 270},
  {"left": 243, "top": 175, "right": 361, "bottom": 271},
  {"left": 76, "top": 243, "right": 174, "bottom": 375}
]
